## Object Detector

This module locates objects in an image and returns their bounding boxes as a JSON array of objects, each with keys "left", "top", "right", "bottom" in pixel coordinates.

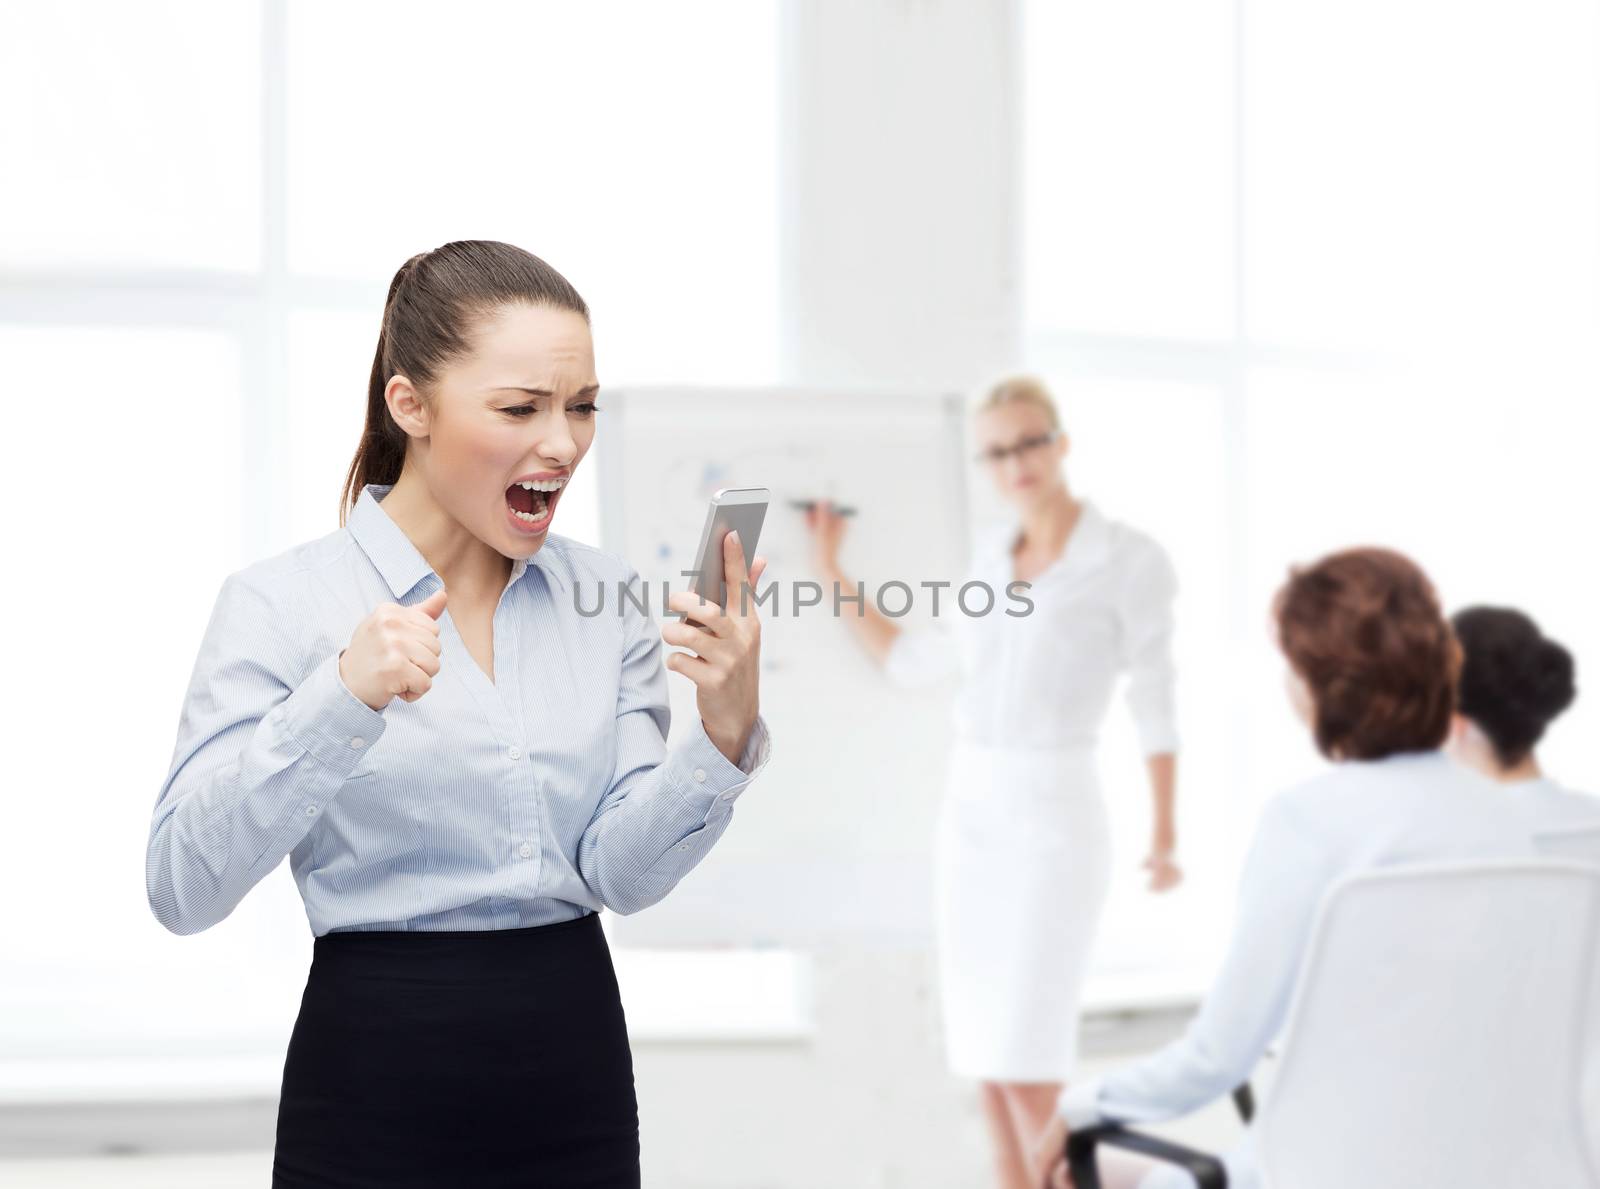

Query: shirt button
[
  {"left": 518, "top": 841, "right": 533, "bottom": 859},
  {"left": 693, "top": 768, "right": 707, "bottom": 783},
  {"left": 677, "top": 844, "right": 689, "bottom": 851},
  {"left": 350, "top": 736, "right": 365, "bottom": 749},
  {"left": 304, "top": 805, "right": 318, "bottom": 816},
  {"left": 508, "top": 746, "right": 522, "bottom": 761}
]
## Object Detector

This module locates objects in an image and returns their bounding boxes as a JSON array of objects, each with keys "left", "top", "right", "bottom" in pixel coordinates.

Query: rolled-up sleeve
[
  {"left": 1117, "top": 540, "right": 1180, "bottom": 756},
  {"left": 146, "top": 575, "right": 388, "bottom": 936},
  {"left": 577, "top": 566, "right": 773, "bottom": 916}
]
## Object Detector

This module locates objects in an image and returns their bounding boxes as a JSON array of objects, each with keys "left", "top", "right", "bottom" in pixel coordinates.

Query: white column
[{"left": 777, "top": 0, "right": 1021, "bottom": 393}]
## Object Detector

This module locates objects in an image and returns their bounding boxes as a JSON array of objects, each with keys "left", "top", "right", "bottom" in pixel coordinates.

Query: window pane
[
  {"left": 1242, "top": 362, "right": 1600, "bottom": 798},
  {"left": 286, "top": 0, "right": 778, "bottom": 384},
  {"left": 1023, "top": 0, "right": 1235, "bottom": 342},
  {"left": 1244, "top": 0, "right": 1600, "bottom": 352},
  {"left": 285, "top": 307, "right": 384, "bottom": 545},
  {"left": 0, "top": 327, "right": 312, "bottom": 1060},
  {"left": 0, "top": 1, "right": 261, "bottom": 271}
]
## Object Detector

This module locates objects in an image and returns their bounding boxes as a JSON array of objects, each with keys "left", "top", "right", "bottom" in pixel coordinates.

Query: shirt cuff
[
  {"left": 733, "top": 713, "right": 773, "bottom": 776},
  {"left": 282, "top": 651, "right": 390, "bottom": 778},
  {"left": 1057, "top": 1076, "right": 1106, "bottom": 1130},
  {"left": 1138, "top": 724, "right": 1180, "bottom": 757},
  {"left": 665, "top": 713, "right": 772, "bottom": 814}
]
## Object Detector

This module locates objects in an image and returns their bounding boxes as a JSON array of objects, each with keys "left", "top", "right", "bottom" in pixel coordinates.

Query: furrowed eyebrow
[{"left": 490, "top": 385, "right": 601, "bottom": 398}]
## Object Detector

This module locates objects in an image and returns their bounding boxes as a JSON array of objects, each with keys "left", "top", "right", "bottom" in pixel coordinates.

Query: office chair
[{"left": 1067, "top": 861, "right": 1600, "bottom": 1189}]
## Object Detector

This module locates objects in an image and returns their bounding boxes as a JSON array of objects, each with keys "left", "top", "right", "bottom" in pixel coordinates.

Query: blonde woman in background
[{"left": 804, "top": 376, "right": 1183, "bottom": 1189}]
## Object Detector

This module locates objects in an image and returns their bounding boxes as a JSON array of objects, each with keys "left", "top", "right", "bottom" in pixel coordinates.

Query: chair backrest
[
  {"left": 1257, "top": 861, "right": 1600, "bottom": 1189},
  {"left": 1535, "top": 825, "right": 1600, "bottom": 1176},
  {"left": 1536, "top": 824, "right": 1600, "bottom": 867}
]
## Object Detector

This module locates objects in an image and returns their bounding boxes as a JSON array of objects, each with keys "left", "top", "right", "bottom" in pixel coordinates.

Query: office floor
[
  {"left": 0, "top": 948, "right": 1254, "bottom": 1189},
  {"left": 0, "top": 1062, "right": 1250, "bottom": 1189},
  {"left": 0, "top": 1151, "right": 270, "bottom": 1188}
]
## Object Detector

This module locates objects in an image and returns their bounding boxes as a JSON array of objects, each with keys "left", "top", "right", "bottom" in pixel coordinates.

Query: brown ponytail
[{"left": 338, "top": 240, "right": 589, "bottom": 526}]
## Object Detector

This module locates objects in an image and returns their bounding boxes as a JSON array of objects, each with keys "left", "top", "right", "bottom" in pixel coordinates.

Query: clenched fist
[{"left": 338, "top": 587, "right": 447, "bottom": 711}]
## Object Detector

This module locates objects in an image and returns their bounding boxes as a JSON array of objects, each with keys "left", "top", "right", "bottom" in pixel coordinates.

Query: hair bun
[
  {"left": 1451, "top": 604, "right": 1577, "bottom": 768},
  {"left": 1531, "top": 639, "right": 1577, "bottom": 717}
]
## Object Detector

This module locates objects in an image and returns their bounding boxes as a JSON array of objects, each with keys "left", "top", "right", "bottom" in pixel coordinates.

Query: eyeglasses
[{"left": 974, "top": 429, "right": 1060, "bottom": 466}]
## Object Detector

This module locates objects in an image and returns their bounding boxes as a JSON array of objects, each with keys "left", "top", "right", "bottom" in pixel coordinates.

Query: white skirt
[{"left": 934, "top": 740, "right": 1112, "bottom": 1082}]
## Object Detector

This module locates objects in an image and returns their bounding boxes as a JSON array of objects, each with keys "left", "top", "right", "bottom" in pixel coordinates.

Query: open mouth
[{"left": 505, "top": 478, "right": 565, "bottom": 529}]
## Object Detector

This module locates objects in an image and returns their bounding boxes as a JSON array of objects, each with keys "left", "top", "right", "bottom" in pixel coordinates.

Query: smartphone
[{"left": 684, "top": 486, "right": 768, "bottom": 624}]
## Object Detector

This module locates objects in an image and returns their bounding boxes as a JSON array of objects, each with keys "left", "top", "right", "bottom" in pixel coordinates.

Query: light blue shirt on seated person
[{"left": 147, "top": 482, "right": 772, "bottom": 937}]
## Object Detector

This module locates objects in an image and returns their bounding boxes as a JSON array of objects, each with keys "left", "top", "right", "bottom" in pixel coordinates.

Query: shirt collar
[
  {"left": 347, "top": 482, "right": 571, "bottom": 600},
  {"left": 990, "top": 498, "right": 1113, "bottom": 578}
]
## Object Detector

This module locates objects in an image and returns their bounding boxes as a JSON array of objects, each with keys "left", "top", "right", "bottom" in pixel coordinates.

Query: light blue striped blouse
[{"left": 147, "top": 482, "right": 773, "bottom": 937}]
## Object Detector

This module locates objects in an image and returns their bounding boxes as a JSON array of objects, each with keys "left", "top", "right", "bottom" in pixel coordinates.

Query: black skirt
[{"left": 273, "top": 910, "right": 640, "bottom": 1189}]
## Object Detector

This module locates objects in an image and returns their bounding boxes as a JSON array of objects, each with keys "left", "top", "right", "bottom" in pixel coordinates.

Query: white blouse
[
  {"left": 1501, "top": 775, "right": 1600, "bottom": 832},
  {"left": 1057, "top": 751, "right": 1540, "bottom": 1135},
  {"left": 882, "top": 499, "right": 1179, "bottom": 756}
]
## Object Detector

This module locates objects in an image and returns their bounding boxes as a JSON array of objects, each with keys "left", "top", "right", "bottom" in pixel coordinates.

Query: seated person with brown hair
[{"left": 1030, "top": 548, "right": 1539, "bottom": 1189}]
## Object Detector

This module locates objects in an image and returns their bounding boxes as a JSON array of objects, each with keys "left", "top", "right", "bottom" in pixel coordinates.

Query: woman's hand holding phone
[
  {"left": 338, "top": 587, "right": 448, "bottom": 711},
  {"left": 661, "top": 529, "right": 767, "bottom": 766}
]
